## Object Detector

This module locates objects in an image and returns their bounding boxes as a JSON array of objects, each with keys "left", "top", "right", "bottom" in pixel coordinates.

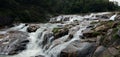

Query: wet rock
[
  {"left": 93, "top": 46, "right": 106, "bottom": 57},
  {"left": 63, "top": 17, "right": 70, "bottom": 21},
  {"left": 87, "top": 25, "right": 94, "bottom": 28},
  {"left": 65, "top": 34, "right": 73, "bottom": 42},
  {"left": 0, "top": 31, "right": 29, "bottom": 55},
  {"left": 42, "top": 32, "right": 53, "bottom": 47},
  {"left": 95, "top": 25, "right": 108, "bottom": 32},
  {"left": 100, "top": 15, "right": 110, "bottom": 19},
  {"left": 65, "top": 24, "right": 73, "bottom": 29},
  {"left": 115, "top": 15, "right": 120, "bottom": 21},
  {"left": 27, "top": 24, "right": 40, "bottom": 32},
  {"left": 60, "top": 40, "right": 97, "bottom": 57},
  {"left": 0, "top": 34, "right": 7, "bottom": 39},
  {"left": 82, "top": 29, "right": 100, "bottom": 38},
  {"left": 35, "top": 55, "right": 44, "bottom": 57},
  {"left": 96, "top": 36, "right": 102, "bottom": 45},
  {"left": 53, "top": 28, "right": 69, "bottom": 39},
  {"left": 95, "top": 47, "right": 119, "bottom": 57},
  {"left": 57, "top": 24, "right": 65, "bottom": 28},
  {"left": 81, "top": 38, "right": 97, "bottom": 43},
  {"left": 108, "top": 47, "right": 119, "bottom": 56},
  {"left": 73, "top": 20, "right": 80, "bottom": 25},
  {"left": 111, "top": 22, "right": 118, "bottom": 28},
  {"left": 99, "top": 49, "right": 113, "bottom": 57},
  {"left": 112, "top": 39, "right": 120, "bottom": 48},
  {"left": 107, "top": 29, "right": 113, "bottom": 35}
]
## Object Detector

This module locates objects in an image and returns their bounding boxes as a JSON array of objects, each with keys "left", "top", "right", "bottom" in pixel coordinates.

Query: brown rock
[
  {"left": 93, "top": 46, "right": 106, "bottom": 57},
  {"left": 27, "top": 24, "right": 40, "bottom": 32},
  {"left": 94, "top": 47, "right": 119, "bottom": 57},
  {"left": 83, "top": 29, "right": 100, "bottom": 38},
  {"left": 95, "top": 25, "right": 108, "bottom": 32},
  {"left": 108, "top": 47, "right": 119, "bottom": 56},
  {"left": 54, "top": 28, "right": 69, "bottom": 39}
]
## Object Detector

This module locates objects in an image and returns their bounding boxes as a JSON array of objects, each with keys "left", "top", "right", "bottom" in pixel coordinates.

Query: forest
[{"left": 0, "top": 0, "right": 119, "bottom": 23}]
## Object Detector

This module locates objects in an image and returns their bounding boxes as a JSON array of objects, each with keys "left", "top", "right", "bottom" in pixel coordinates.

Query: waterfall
[
  {"left": 6, "top": 15, "right": 90, "bottom": 57},
  {"left": 0, "top": 12, "right": 116, "bottom": 57},
  {"left": 109, "top": 14, "right": 117, "bottom": 20}
]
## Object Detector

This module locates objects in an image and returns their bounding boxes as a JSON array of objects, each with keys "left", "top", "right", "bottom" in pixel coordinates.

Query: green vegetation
[
  {"left": 52, "top": 28, "right": 61, "bottom": 34},
  {"left": 0, "top": 0, "right": 119, "bottom": 23},
  {"left": 112, "top": 34, "right": 119, "bottom": 40},
  {"left": 99, "top": 21, "right": 114, "bottom": 26},
  {"left": 92, "top": 31, "right": 101, "bottom": 37},
  {"left": 112, "top": 27, "right": 119, "bottom": 40}
]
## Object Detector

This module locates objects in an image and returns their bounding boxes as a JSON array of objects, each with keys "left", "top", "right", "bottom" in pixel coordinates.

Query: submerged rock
[
  {"left": 35, "top": 55, "right": 44, "bottom": 57},
  {"left": 0, "top": 31, "right": 29, "bottom": 55},
  {"left": 42, "top": 32, "right": 53, "bottom": 47}
]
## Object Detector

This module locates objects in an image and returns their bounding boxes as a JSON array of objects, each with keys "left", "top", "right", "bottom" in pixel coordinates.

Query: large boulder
[
  {"left": 41, "top": 31, "right": 53, "bottom": 47},
  {"left": 0, "top": 31, "right": 29, "bottom": 55},
  {"left": 27, "top": 24, "right": 40, "bottom": 32},
  {"left": 93, "top": 47, "right": 119, "bottom": 57},
  {"left": 82, "top": 29, "right": 100, "bottom": 38},
  {"left": 93, "top": 46, "right": 106, "bottom": 57},
  {"left": 60, "top": 40, "right": 97, "bottom": 57},
  {"left": 52, "top": 28, "right": 69, "bottom": 39},
  {"left": 95, "top": 25, "right": 108, "bottom": 32}
]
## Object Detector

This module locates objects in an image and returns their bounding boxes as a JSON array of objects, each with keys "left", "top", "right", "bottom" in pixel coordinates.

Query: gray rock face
[
  {"left": 0, "top": 31, "right": 29, "bottom": 55},
  {"left": 60, "top": 40, "right": 97, "bottom": 57},
  {"left": 54, "top": 28, "right": 69, "bottom": 39},
  {"left": 93, "top": 46, "right": 106, "bottom": 57},
  {"left": 41, "top": 32, "right": 53, "bottom": 47}
]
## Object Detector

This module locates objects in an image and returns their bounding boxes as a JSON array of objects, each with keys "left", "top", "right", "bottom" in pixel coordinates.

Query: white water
[
  {"left": 109, "top": 14, "right": 117, "bottom": 20},
  {"left": 0, "top": 12, "right": 117, "bottom": 57}
]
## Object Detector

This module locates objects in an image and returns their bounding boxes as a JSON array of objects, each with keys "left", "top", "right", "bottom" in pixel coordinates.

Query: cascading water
[
  {"left": 0, "top": 12, "right": 117, "bottom": 57},
  {"left": 109, "top": 13, "right": 117, "bottom": 20}
]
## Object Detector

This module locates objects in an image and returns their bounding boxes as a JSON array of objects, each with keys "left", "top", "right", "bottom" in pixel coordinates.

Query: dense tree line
[{"left": 0, "top": 0, "right": 119, "bottom": 23}]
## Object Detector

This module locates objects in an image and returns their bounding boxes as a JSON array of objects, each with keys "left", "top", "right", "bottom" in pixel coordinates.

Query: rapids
[{"left": 0, "top": 12, "right": 117, "bottom": 57}]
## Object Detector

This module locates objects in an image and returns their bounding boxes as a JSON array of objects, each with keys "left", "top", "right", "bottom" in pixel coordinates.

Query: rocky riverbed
[{"left": 0, "top": 12, "right": 120, "bottom": 57}]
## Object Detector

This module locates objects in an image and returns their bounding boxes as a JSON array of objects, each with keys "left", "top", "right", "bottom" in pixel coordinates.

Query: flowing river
[{"left": 0, "top": 12, "right": 117, "bottom": 57}]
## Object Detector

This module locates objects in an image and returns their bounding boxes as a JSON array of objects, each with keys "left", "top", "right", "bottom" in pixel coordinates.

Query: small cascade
[
  {"left": 0, "top": 12, "right": 116, "bottom": 57},
  {"left": 109, "top": 14, "right": 117, "bottom": 20},
  {"left": 0, "top": 24, "right": 26, "bottom": 34}
]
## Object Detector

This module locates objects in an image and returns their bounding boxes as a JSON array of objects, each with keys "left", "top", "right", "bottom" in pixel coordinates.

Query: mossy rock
[
  {"left": 52, "top": 28, "right": 62, "bottom": 34},
  {"left": 112, "top": 33, "right": 120, "bottom": 40},
  {"left": 83, "top": 30, "right": 101, "bottom": 38}
]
